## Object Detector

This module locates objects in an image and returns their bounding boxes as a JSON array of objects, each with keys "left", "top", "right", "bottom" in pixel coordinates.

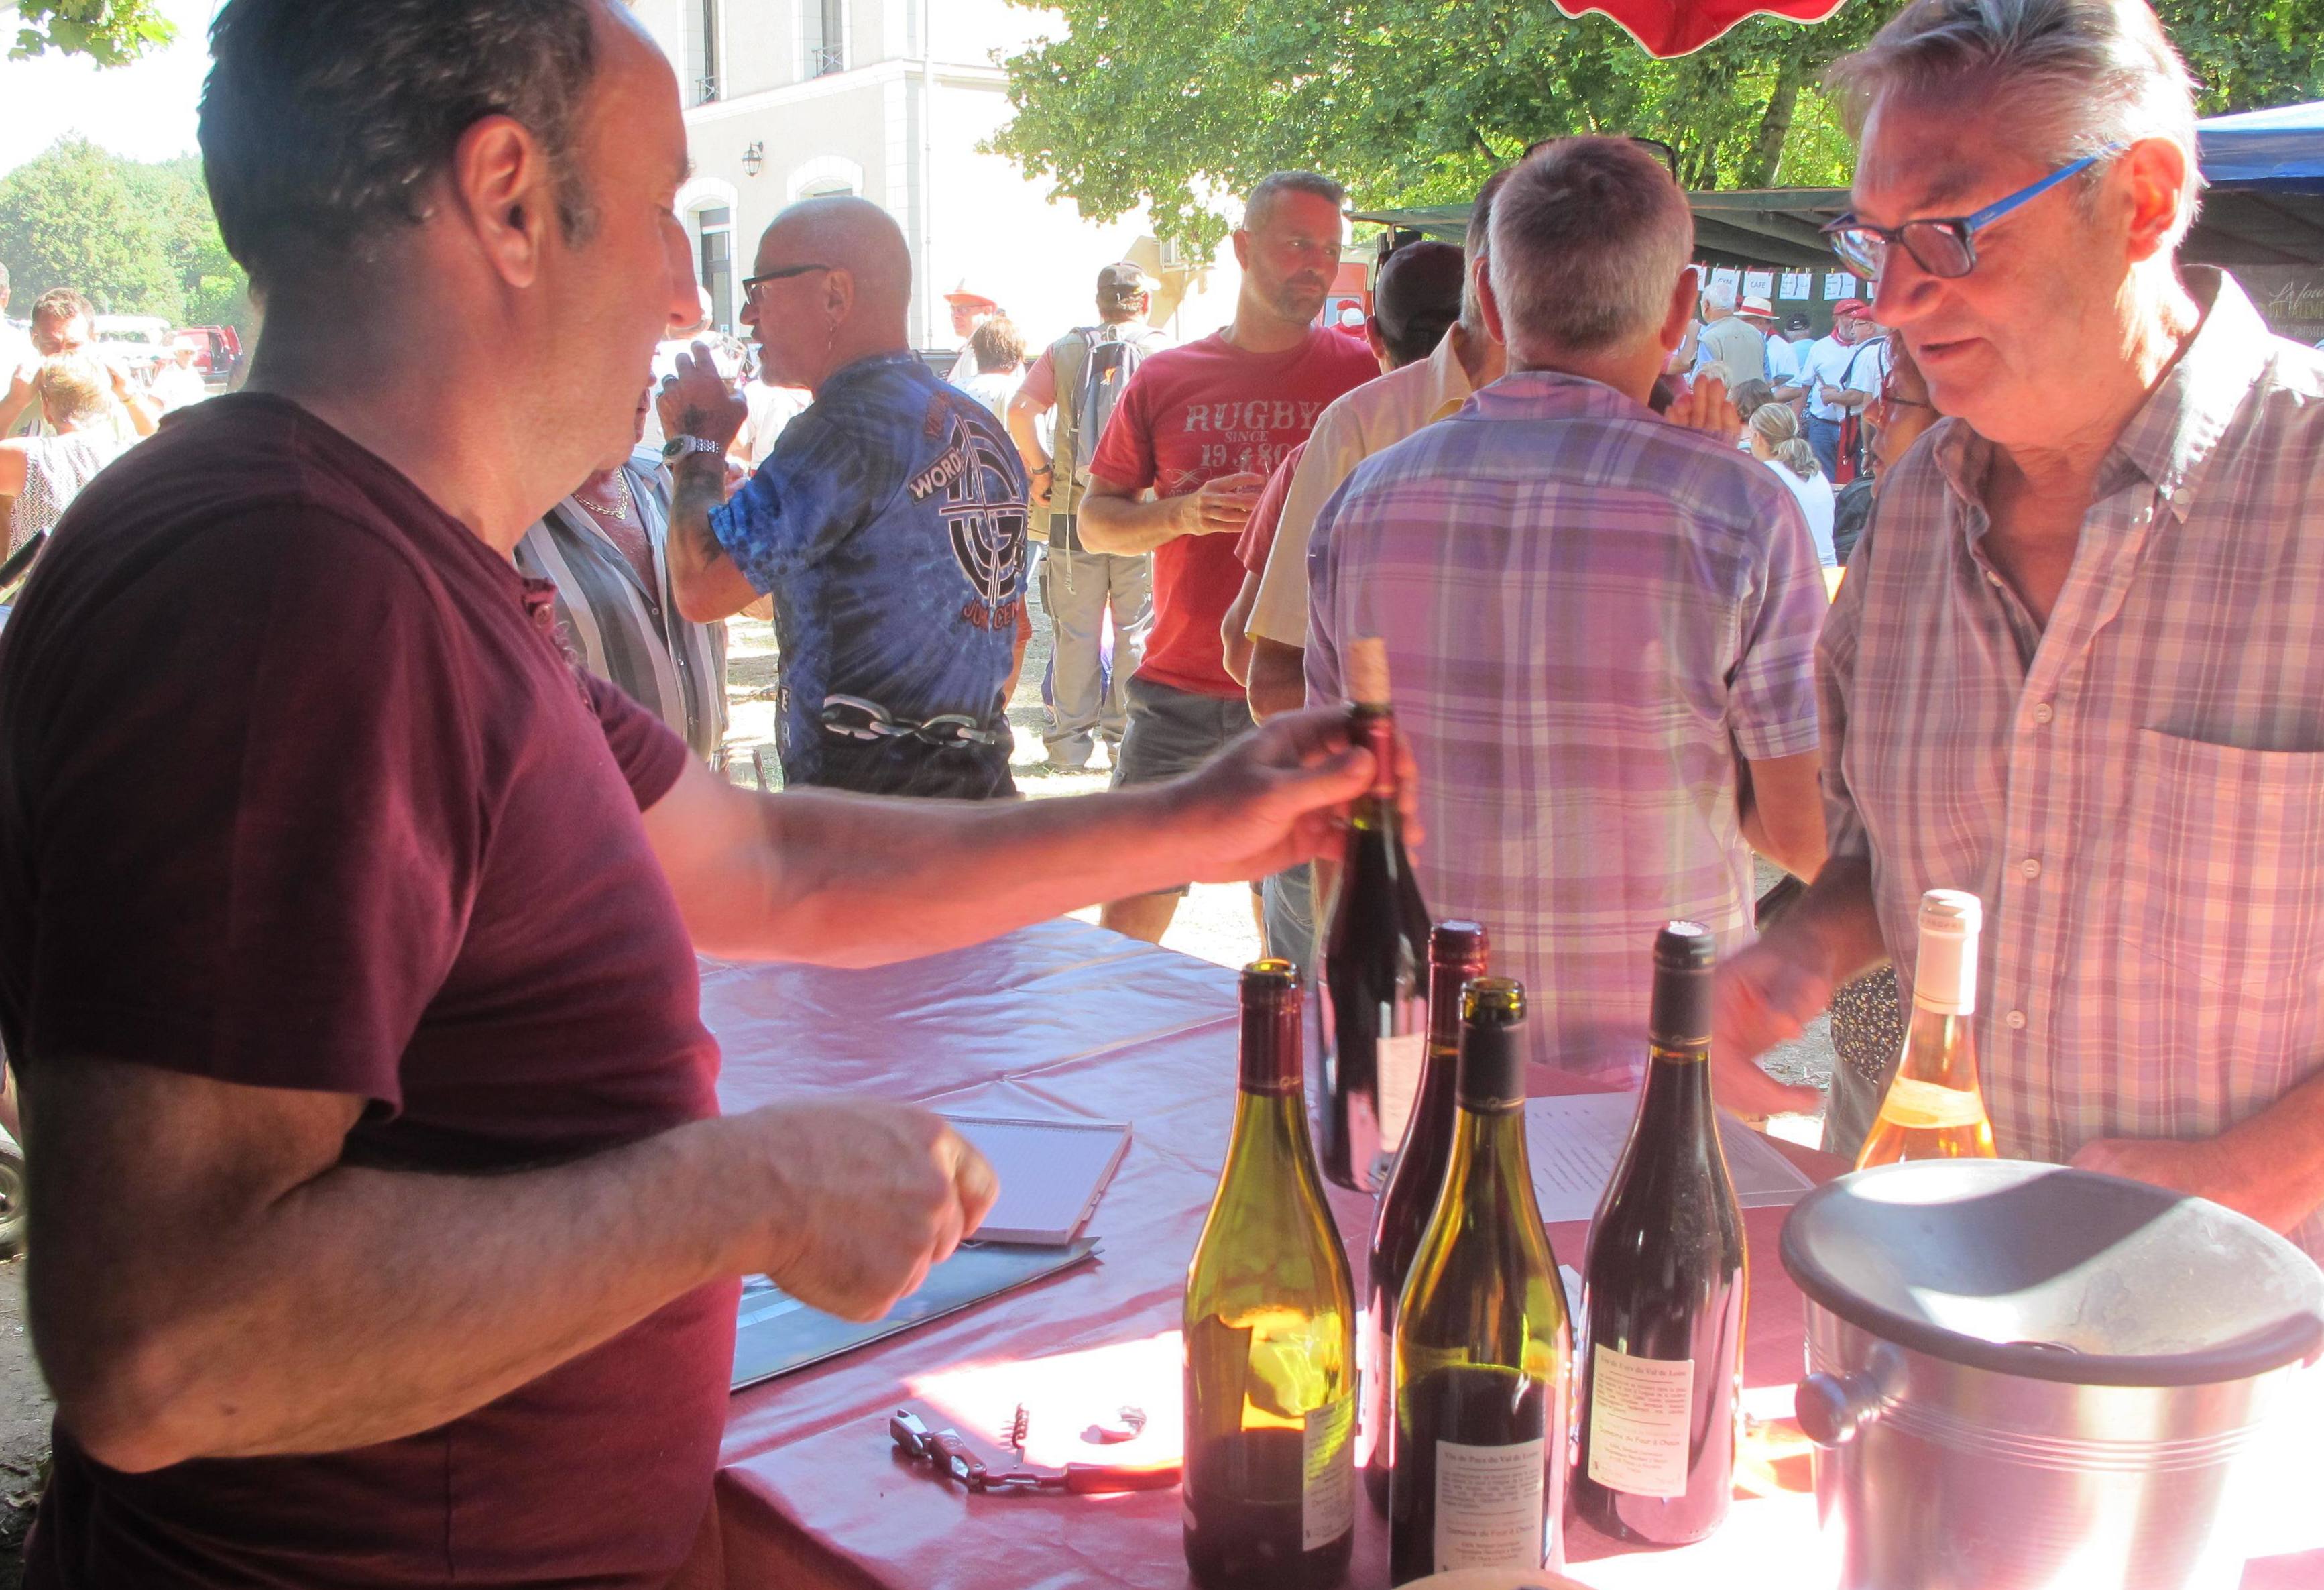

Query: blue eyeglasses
[{"left": 1822, "top": 147, "right": 2123, "bottom": 282}]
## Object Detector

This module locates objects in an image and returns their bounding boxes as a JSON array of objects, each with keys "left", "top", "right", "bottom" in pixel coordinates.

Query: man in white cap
[
  {"left": 1693, "top": 277, "right": 1768, "bottom": 386},
  {"left": 945, "top": 283, "right": 1002, "bottom": 386},
  {"left": 1743, "top": 290, "right": 1796, "bottom": 383}
]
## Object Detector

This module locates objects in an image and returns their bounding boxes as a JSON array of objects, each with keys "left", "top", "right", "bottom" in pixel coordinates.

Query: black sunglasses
[{"left": 740, "top": 262, "right": 835, "bottom": 300}]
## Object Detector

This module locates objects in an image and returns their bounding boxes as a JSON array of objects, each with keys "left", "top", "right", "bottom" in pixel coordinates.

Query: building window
[
  {"left": 696, "top": 205, "right": 734, "bottom": 335},
  {"left": 804, "top": 0, "right": 845, "bottom": 78},
  {"left": 691, "top": 0, "right": 721, "bottom": 103},
  {"left": 787, "top": 156, "right": 866, "bottom": 205}
]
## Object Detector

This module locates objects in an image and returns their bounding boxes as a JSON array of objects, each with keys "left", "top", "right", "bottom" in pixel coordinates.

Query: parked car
[
  {"left": 93, "top": 314, "right": 175, "bottom": 380},
  {"left": 175, "top": 324, "right": 243, "bottom": 390}
]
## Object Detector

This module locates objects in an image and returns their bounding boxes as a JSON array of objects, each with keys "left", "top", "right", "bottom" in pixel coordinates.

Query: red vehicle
[{"left": 174, "top": 325, "right": 244, "bottom": 389}]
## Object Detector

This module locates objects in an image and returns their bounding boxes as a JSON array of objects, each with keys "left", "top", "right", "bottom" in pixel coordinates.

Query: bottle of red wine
[
  {"left": 1184, "top": 960, "right": 1359, "bottom": 1590},
  {"left": 1389, "top": 978, "right": 1570, "bottom": 1585},
  {"left": 1318, "top": 636, "right": 1431, "bottom": 1193},
  {"left": 1360, "top": 919, "right": 1488, "bottom": 1515},
  {"left": 1571, "top": 921, "right": 1747, "bottom": 1546}
]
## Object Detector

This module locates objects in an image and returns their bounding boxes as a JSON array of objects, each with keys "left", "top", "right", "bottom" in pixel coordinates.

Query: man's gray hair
[
  {"left": 1828, "top": 0, "right": 2201, "bottom": 245},
  {"left": 1243, "top": 170, "right": 1345, "bottom": 233},
  {"left": 1488, "top": 137, "right": 1693, "bottom": 358}
]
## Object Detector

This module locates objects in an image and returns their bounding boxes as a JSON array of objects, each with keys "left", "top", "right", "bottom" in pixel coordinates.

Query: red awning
[{"left": 1554, "top": 0, "right": 1851, "bottom": 56}]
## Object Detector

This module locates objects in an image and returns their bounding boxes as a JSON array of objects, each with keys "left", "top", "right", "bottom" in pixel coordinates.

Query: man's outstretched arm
[{"left": 645, "top": 705, "right": 1395, "bottom": 967}]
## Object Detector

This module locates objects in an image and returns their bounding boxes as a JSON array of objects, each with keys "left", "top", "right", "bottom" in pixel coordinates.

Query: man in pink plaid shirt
[
  {"left": 1719, "top": 0, "right": 2324, "bottom": 1257},
  {"left": 1307, "top": 137, "right": 1831, "bottom": 1104}
]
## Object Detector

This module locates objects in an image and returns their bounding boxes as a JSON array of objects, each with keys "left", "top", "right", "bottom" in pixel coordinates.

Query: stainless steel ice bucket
[{"left": 1780, "top": 1160, "right": 2324, "bottom": 1590}]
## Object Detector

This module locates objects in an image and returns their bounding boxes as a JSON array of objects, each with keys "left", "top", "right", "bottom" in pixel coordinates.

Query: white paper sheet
[{"left": 1523, "top": 1092, "right": 1817, "bottom": 1227}]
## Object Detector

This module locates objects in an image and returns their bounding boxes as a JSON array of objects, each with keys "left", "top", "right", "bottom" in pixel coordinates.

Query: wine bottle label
[
  {"left": 1375, "top": 1030, "right": 1426, "bottom": 1153},
  {"left": 1301, "top": 1396, "right": 1356, "bottom": 1550},
  {"left": 1876, "top": 1076, "right": 1990, "bottom": 1131},
  {"left": 1586, "top": 1344, "right": 1693, "bottom": 1498},
  {"left": 1432, "top": 1436, "right": 1547, "bottom": 1571},
  {"left": 1354, "top": 1320, "right": 1381, "bottom": 1470}
]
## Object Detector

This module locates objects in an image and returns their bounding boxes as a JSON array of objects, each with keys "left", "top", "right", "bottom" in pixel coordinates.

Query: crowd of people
[
  {"left": 3, "top": 0, "right": 2323, "bottom": 1585},
  {"left": 0, "top": 278, "right": 174, "bottom": 559}
]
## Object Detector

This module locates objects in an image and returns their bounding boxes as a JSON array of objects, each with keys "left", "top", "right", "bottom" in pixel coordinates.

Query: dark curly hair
[{"left": 200, "top": 0, "right": 602, "bottom": 296}]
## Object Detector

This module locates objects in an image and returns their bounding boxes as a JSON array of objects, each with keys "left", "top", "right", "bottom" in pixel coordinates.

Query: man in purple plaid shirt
[
  {"left": 1720, "top": 0, "right": 2324, "bottom": 1258},
  {"left": 1306, "top": 138, "right": 1831, "bottom": 1110}
]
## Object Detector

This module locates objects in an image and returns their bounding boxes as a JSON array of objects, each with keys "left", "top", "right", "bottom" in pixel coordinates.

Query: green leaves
[
  {"left": 992, "top": 0, "right": 2324, "bottom": 255},
  {"left": 9, "top": 0, "right": 176, "bottom": 66},
  {"left": 0, "top": 138, "right": 254, "bottom": 333}
]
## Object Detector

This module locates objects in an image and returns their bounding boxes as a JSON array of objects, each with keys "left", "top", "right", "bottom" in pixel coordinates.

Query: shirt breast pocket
[{"left": 2118, "top": 728, "right": 2324, "bottom": 995}]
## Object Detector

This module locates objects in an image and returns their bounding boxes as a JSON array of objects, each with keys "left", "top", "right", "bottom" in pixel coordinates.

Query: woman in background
[
  {"left": 0, "top": 355, "right": 127, "bottom": 558},
  {"left": 1749, "top": 401, "right": 1835, "bottom": 568}
]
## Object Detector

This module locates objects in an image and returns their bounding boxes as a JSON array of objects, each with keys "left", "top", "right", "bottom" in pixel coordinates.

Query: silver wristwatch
[{"left": 662, "top": 434, "right": 724, "bottom": 461}]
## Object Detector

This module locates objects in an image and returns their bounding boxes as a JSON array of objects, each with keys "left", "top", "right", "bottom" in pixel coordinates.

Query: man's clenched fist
[{"left": 744, "top": 1099, "right": 998, "bottom": 1322}]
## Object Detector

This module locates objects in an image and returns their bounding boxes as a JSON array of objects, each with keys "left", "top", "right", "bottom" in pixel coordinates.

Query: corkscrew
[{"left": 886, "top": 1407, "right": 1178, "bottom": 1496}]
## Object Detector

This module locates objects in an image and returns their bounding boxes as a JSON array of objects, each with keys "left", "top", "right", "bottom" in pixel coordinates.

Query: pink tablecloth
[{"left": 697, "top": 919, "right": 2324, "bottom": 1589}]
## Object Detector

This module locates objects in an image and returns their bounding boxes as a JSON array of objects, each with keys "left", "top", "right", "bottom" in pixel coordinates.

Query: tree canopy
[
  {"left": 992, "top": 0, "right": 2324, "bottom": 257},
  {"left": 0, "top": 138, "right": 251, "bottom": 331},
  {"left": 9, "top": 0, "right": 175, "bottom": 64}
]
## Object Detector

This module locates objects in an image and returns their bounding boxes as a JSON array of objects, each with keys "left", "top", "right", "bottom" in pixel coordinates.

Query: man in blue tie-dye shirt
[{"left": 664, "top": 197, "right": 1029, "bottom": 798}]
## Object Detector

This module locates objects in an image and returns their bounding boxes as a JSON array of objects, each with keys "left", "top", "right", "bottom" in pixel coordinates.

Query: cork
[
  {"left": 1345, "top": 636, "right": 1392, "bottom": 707},
  {"left": 1912, "top": 889, "right": 1983, "bottom": 1015}
]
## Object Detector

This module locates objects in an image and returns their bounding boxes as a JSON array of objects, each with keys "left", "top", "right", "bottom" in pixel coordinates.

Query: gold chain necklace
[{"left": 577, "top": 470, "right": 635, "bottom": 523}]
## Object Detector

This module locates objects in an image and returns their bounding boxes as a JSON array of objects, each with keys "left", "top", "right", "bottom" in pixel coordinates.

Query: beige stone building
[{"left": 626, "top": 0, "right": 1245, "bottom": 358}]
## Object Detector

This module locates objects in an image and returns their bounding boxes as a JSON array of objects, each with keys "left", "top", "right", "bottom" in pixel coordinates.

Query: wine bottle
[
  {"left": 1571, "top": 921, "right": 1748, "bottom": 1546},
  {"left": 1318, "top": 636, "right": 1432, "bottom": 1194},
  {"left": 1856, "top": 889, "right": 1997, "bottom": 1168},
  {"left": 1184, "top": 960, "right": 1360, "bottom": 1590},
  {"left": 1389, "top": 978, "right": 1569, "bottom": 1585},
  {"left": 1360, "top": 919, "right": 1488, "bottom": 1516}
]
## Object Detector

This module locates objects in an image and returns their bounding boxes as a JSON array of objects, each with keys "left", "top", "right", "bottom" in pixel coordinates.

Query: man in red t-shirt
[
  {"left": 1081, "top": 172, "right": 1379, "bottom": 944},
  {"left": 0, "top": 9, "right": 1401, "bottom": 1588}
]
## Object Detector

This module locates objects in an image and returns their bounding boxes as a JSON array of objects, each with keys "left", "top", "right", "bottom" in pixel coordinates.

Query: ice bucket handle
[
  {"left": 1797, "top": 1370, "right": 1884, "bottom": 1446},
  {"left": 1797, "top": 1343, "right": 1905, "bottom": 1447}
]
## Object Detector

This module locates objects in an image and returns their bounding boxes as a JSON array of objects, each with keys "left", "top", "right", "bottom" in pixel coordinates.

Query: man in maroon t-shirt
[
  {"left": 1081, "top": 172, "right": 1379, "bottom": 944},
  {"left": 0, "top": 8, "right": 1398, "bottom": 1588}
]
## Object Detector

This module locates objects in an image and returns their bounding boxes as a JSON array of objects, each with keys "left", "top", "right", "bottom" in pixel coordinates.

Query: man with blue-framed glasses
[{"left": 1715, "top": 0, "right": 2324, "bottom": 1262}]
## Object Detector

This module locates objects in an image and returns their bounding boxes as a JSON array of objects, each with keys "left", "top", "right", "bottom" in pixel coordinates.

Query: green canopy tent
[{"left": 1352, "top": 109, "right": 2324, "bottom": 339}]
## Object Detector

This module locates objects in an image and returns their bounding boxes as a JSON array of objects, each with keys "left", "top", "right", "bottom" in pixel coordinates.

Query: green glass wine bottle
[
  {"left": 1184, "top": 960, "right": 1359, "bottom": 1590},
  {"left": 1361, "top": 920, "right": 1489, "bottom": 1516},
  {"left": 1389, "top": 978, "right": 1570, "bottom": 1585}
]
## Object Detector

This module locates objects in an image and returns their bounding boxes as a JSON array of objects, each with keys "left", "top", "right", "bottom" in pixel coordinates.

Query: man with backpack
[
  {"left": 1778, "top": 298, "right": 1887, "bottom": 482},
  {"left": 1005, "top": 262, "right": 1168, "bottom": 769}
]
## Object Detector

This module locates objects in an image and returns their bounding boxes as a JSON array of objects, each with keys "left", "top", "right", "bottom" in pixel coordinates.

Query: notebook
[
  {"left": 730, "top": 1239, "right": 1100, "bottom": 1392},
  {"left": 941, "top": 1113, "right": 1132, "bottom": 1247}
]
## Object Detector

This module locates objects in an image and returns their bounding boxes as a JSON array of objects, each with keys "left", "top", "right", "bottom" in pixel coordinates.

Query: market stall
[
  {"left": 1353, "top": 100, "right": 2324, "bottom": 341},
  {"left": 690, "top": 919, "right": 2324, "bottom": 1589}
]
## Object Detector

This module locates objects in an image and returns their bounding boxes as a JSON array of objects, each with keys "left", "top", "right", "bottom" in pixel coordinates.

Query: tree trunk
[{"left": 1745, "top": 57, "right": 1805, "bottom": 187}]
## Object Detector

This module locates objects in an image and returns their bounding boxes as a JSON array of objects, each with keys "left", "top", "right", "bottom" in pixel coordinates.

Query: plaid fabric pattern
[
  {"left": 1308, "top": 370, "right": 1827, "bottom": 1078},
  {"left": 1822, "top": 270, "right": 2324, "bottom": 1254}
]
